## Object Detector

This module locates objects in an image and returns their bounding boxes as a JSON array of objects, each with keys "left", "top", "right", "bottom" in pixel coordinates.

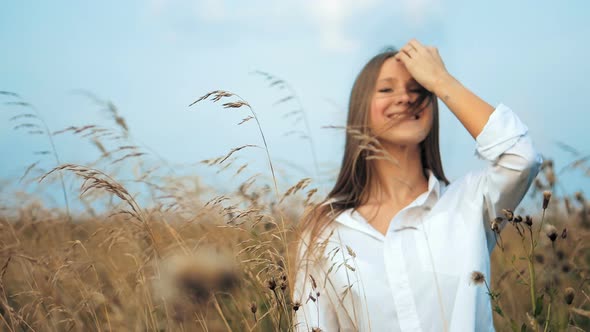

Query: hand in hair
[{"left": 394, "top": 39, "right": 452, "bottom": 94}]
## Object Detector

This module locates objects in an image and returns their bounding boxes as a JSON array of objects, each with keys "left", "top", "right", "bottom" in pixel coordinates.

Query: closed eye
[{"left": 379, "top": 88, "right": 425, "bottom": 94}]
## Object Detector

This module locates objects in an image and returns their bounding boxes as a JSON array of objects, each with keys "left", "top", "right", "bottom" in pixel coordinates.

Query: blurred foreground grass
[{"left": 1, "top": 163, "right": 589, "bottom": 331}]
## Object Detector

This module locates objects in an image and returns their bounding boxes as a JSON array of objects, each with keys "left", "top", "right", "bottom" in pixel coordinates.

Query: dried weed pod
[
  {"left": 561, "top": 228, "right": 568, "bottom": 239},
  {"left": 524, "top": 215, "right": 533, "bottom": 227},
  {"left": 250, "top": 301, "right": 257, "bottom": 314},
  {"left": 490, "top": 218, "right": 502, "bottom": 233},
  {"left": 545, "top": 224, "right": 558, "bottom": 242},
  {"left": 267, "top": 277, "right": 277, "bottom": 291},
  {"left": 534, "top": 254, "right": 545, "bottom": 264},
  {"left": 250, "top": 301, "right": 257, "bottom": 322},
  {"left": 502, "top": 209, "right": 514, "bottom": 221},
  {"left": 155, "top": 247, "right": 239, "bottom": 305},
  {"left": 307, "top": 293, "right": 317, "bottom": 303},
  {"left": 470, "top": 271, "right": 486, "bottom": 285},
  {"left": 564, "top": 287, "right": 575, "bottom": 305},
  {"left": 543, "top": 190, "right": 552, "bottom": 210},
  {"left": 292, "top": 301, "right": 301, "bottom": 312},
  {"left": 513, "top": 215, "right": 523, "bottom": 223}
]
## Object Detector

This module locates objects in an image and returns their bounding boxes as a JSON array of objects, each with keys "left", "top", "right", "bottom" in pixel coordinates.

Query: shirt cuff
[{"left": 474, "top": 103, "right": 529, "bottom": 161}]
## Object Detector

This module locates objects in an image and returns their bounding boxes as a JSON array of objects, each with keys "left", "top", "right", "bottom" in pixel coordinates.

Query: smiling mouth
[{"left": 387, "top": 108, "right": 424, "bottom": 121}]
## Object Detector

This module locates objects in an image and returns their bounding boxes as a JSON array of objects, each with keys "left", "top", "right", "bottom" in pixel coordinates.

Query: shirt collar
[
  {"left": 419, "top": 168, "right": 441, "bottom": 209},
  {"left": 334, "top": 168, "right": 443, "bottom": 238}
]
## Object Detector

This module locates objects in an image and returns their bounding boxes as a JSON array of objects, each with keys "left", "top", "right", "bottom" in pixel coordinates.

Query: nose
[{"left": 394, "top": 90, "right": 411, "bottom": 105}]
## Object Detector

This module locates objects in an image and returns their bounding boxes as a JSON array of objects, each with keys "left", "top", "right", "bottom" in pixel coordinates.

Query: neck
[{"left": 365, "top": 141, "right": 429, "bottom": 206}]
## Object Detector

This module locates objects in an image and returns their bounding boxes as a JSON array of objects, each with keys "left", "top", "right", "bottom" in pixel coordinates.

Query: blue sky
[{"left": 1, "top": 0, "right": 589, "bottom": 210}]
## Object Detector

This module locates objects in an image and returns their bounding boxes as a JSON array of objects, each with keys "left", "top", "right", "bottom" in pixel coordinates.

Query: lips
[{"left": 386, "top": 108, "right": 424, "bottom": 121}]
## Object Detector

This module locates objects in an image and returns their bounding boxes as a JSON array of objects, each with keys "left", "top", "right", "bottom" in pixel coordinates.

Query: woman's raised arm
[
  {"left": 396, "top": 39, "right": 543, "bottom": 252},
  {"left": 394, "top": 38, "right": 495, "bottom": 139}
]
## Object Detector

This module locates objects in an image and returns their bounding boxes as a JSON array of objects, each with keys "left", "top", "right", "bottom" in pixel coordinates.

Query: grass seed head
[
  {"left": 346, "top": 245, "right": 357, "bottom": 258},
  {"left": 543, "top": 190, "right": 552, "bottom": 210},
  {"left": 309, "top": 274, "right": 317, "bottom": 290}
]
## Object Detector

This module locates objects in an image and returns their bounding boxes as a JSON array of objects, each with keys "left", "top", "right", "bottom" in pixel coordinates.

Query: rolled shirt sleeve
[{"left": 473, "top": 103, "right": 543, "bottom": 253}]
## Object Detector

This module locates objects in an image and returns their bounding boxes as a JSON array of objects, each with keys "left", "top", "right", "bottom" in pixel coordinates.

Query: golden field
[{"left": 1, "top": 89, "right": 589, "bottom": 331}]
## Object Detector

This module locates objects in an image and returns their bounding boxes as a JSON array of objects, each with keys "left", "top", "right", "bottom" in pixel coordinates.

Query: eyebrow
[{"left": 378, "top": 77, "right": 418, "bottom": 84}]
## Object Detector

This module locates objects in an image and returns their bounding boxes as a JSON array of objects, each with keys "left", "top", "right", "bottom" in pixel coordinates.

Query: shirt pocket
[{"left": 415, "top": 210, "right": 470, "bottom": 276}]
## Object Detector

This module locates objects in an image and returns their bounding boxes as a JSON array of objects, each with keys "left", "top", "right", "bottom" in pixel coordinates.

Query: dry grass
[{"left": 1, "top": 89, "right": 589, "bottom": 331}]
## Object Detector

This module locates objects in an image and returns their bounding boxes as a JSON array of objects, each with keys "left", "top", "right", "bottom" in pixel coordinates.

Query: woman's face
[{"left": 369, "top": 57, "right": 434, "bottom": 146}]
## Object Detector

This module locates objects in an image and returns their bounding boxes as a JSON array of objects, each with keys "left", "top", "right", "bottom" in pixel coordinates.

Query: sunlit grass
[{"left": 1, "top": 89, "right": 589, "bottom": 331}]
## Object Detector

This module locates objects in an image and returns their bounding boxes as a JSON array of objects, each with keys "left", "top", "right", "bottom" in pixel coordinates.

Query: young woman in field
[{"left": 292, "top": 39, "right": 542, "bottom": 331}]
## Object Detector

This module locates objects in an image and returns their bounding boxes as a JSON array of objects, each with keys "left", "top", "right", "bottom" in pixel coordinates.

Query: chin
[
  {"left": 380, "top": 126, "right": 430, "bottom": 145},
  {"left": 379, "top": 134, "right": 428, "bottom": 147}
]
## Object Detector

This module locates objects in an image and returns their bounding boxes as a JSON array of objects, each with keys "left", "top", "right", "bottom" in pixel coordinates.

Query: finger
[
  {"left": 400, "top": 45, "right": 415, "bottom": 58},
  {"left": 396, "top": 49, "right": 412, "bottom": 63},
  {"left": 402, "top": 43, "right": 417, "bottom": 53},
  {"left": 408, "top": 39, "right": 425, "bottom": 52}
]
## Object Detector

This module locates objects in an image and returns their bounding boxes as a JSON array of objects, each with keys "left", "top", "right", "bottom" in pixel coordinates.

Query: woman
[{"left": 292, "top": 39, "right": 542, "bottom": 331}]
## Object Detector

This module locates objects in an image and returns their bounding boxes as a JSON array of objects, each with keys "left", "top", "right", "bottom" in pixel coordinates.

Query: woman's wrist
[{"left": 432, "top": 73, "right": 459, "bottom": 102}]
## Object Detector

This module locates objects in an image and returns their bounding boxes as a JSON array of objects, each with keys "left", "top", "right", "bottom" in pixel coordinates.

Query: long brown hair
[{"left": 293, "top": 47, "right": 450, "bottom": 284}]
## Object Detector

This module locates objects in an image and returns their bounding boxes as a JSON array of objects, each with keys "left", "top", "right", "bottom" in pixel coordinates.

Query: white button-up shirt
[{"left": 293, "top": 104, "right": 543, "bottom": 331}]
